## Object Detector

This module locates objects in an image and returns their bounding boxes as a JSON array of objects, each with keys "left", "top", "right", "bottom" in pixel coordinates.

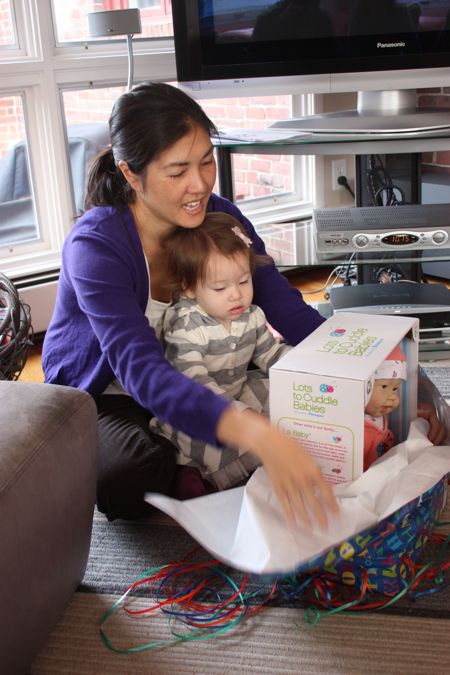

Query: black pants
[{"left": 95, "top": 394, "right": 178, "bottom": 521}]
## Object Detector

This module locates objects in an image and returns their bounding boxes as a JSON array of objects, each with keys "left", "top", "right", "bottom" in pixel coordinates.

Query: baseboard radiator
[{"left": 14, "top": 271, "right": 59, "bottom": 336}]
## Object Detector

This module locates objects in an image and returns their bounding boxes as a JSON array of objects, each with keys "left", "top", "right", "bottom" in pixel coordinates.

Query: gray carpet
[
  {"left": 28, "top": 595, "right": 450, "bottom": 675},
  {"left": 30, "top": 497, "right": 450, "bottom": 674}
]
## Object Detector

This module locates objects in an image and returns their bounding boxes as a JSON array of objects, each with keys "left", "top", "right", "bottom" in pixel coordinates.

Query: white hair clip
[{"left": 231, "top": 226, "right": 252, "bottom": 247}]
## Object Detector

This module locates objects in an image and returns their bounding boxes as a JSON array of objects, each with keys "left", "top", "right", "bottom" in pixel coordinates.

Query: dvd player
[
  {"left": 313, "top": 203, "right": 450, "bottom": 254},
  {"left": 329, "top": 282, "right": 450, "bottom": 326}
]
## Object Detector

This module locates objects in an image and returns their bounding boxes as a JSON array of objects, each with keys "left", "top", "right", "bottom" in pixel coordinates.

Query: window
[
  {"left": 200, "top": 94, "right": 315, "bottom": 226},
  {"left": 0, "top": 0, "right": 15, "bottom": 47},
  {"left": 0, "top": 94, "right": 39, "bottom": 248},
  {"left": 52, "top": 0, "right": 173, "bottom": 43},
  {"left": 62, "top": 87, "right": 125, "bottom": 215},
  {"left": 0, "top": 1, "right": 313, "bottom": 285},
  {"left": 0, "top": 2, "right": 176, "bottom": 280},
  {"left": 60, "top": 87, "right": 315, "bottom": 226}
]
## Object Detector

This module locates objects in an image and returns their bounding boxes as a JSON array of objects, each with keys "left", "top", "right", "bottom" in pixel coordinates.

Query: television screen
[{"left": 172, "top": 1, "right": 450, "bottom": 96}]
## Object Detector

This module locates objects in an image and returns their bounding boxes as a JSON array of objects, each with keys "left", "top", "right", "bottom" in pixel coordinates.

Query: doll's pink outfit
[{"left": 364, "top": 414, "right": 394, "bottom": 470}]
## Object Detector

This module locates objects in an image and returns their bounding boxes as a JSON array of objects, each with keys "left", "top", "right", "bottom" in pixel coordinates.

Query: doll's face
[{"left": 365, "top": 378, "right": 402, "bottom": 418}]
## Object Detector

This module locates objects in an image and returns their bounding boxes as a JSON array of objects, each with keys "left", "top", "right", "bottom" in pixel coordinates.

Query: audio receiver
[{"left": 313, "top": 203, "right": 450, "bottom": 254}]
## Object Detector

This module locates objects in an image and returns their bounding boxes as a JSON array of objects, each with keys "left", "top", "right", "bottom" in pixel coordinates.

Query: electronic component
[{"left": 313, "top": 203, "right": 450, "bottom": 253}]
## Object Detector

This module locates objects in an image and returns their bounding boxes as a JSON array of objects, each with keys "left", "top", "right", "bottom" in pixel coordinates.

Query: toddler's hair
[{"left": 163, "top": 212, "right": 269, "bottom": 298}]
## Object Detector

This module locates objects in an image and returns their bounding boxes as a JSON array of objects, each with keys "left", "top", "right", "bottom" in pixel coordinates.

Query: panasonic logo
[{"left": 377, "top": 41, "right": 406, "bottom": 48}]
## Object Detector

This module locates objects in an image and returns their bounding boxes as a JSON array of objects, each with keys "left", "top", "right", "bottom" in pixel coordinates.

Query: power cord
[
  {"left": 366, "top": 155, "right": 406, "bottom": 206},
  {"left": 337, "top": 175, "right": 355, "bottom": 199},
  {"left": 0, "top": 273, "right": 34, "bottom": 380},
  {"left": 302, "top": 256, "right": 357, "bottom": 300}
]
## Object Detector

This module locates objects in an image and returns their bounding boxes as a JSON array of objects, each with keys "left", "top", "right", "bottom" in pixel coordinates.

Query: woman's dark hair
[
  {"left": 163, "top": 212, "right": 270, "bottom": 300},
  {"left": 84, "top": 82, "right": 218, "bottom": 210}
]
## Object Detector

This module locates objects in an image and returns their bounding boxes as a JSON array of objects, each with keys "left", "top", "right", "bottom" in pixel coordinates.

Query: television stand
[{"left": 271, "top": 90, "right": 450, "bottom": 134}]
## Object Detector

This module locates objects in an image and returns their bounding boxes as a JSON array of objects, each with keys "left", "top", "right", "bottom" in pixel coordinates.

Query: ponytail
[{"left": 84, "top": 147, "right": 131, "bottom": 211}]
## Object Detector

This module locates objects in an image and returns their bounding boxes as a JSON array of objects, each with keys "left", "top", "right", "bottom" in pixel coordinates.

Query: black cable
[
  {"left": 374, "top": 184, "right": 405, "bottom": 206},
  {"left": 337, "top": 175, "right": 355, "bottom": 199},
  {"left": 0, "top": 273, "right": 33, "bottom": 380},
  {"left": 365, "top": 155, "right": 406, "bottom": 206}
]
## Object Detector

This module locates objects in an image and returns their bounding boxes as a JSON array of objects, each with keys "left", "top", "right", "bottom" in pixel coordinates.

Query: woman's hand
[
  {"left": 216, "top": 407, "right": 339, "bottom": 529},
  {"left": 417, "top": 402, "right": 447, "bottom": 445}
]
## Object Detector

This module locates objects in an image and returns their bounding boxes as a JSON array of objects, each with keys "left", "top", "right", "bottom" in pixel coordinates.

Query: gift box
[
  {"left": 269, "top": 312, "right": 420, "bottom": 484},
  {"left": 295, "top": 476, "right": 447, "bottom": 597}
]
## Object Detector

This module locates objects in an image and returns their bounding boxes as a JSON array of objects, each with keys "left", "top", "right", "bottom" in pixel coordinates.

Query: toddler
[{"left": 151, "top": 212, "right": 292, "bottom": 497}]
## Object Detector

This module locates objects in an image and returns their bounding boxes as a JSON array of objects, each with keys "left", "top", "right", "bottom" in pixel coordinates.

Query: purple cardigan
[{"left": 42, "top": 194, "right": 325, "bottom": 446}]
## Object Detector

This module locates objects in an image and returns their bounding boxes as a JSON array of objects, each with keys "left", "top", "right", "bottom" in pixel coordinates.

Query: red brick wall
[
  {"left": 0, "top": 95, "right": 24, "bottom": 156},
  {"left": 201, "top": 96, "right": 293, "bottom": 200},
  {"left": 0, "top": 0, "right": 13, "bottom": 46},
  {"left": 418, "top": 87, "right": 450, "bottom": 175}
]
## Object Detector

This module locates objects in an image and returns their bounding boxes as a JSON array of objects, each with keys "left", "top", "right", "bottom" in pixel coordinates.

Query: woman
[
  {"left": 42, "top": 81, "right": 331, "bottom": 526},
  {"left": 43, "top": 81, "right": 445, "bottom": 525},
  {"left": 44, "top": 81, "right": 336, "bottom": 525}
]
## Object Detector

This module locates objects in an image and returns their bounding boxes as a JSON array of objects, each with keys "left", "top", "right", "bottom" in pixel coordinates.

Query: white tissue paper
[{"left": 145, "top": 417, "right": 450, "bottom": 575}]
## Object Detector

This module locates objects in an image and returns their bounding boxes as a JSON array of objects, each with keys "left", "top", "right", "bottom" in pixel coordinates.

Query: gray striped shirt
[{"left": 150, "top": 297, "right": 292, "bottom": 489}]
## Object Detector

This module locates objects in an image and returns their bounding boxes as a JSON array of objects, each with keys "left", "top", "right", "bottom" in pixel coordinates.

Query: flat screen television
[{"left": 172, "top": 1, "right": 450, "bottom": 131}]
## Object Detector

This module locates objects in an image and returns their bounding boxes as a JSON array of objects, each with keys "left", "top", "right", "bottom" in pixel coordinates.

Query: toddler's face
[
  {"left": 365, "top": 378, "right": 402, "bottom": 418},
  {"left": 187, "top": 251, "right": 253, "bottom": 329}
]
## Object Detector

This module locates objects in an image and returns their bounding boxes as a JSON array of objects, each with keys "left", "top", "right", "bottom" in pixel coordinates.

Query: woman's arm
[
  {"left": 216, "top": 406, "right": 338, "bottom": 528},
  {"left": 417, "top": 403, "right": 446, "bottom": 445},
  {"left": 53, "top": 214, "right": 230, "bottom": 447}
]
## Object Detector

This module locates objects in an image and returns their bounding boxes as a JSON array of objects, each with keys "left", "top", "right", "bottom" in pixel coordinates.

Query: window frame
[
  {"left": 1, "top": 0, "right": 40, "bottom": 60},
  {"left": 0, "top": 0, "right": 315, "bottom": 280},
  {"left": 227, "top": 92, "right": 316, "bottom": 227}
]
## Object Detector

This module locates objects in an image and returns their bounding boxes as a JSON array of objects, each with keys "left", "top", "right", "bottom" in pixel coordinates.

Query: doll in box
[{"left": 364, "top": 344, "right": 407, "bottom": 470}]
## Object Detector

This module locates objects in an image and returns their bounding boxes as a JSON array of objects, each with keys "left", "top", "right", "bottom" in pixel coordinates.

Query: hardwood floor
[
  {"left": 19, "top": 339, "right": 44, "bottom": 383},
  {"left": 285, "top": 266, "right": 333, "bottom": 302}
]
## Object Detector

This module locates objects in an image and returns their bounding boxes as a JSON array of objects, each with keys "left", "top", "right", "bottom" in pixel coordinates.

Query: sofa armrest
[{"left": 0, "top": 381, "right": 98, "bottom": 675}]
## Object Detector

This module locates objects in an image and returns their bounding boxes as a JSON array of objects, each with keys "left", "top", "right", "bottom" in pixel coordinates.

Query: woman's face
[{"left": 121, "top": 125, "right": 217, "bottom": 233}]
